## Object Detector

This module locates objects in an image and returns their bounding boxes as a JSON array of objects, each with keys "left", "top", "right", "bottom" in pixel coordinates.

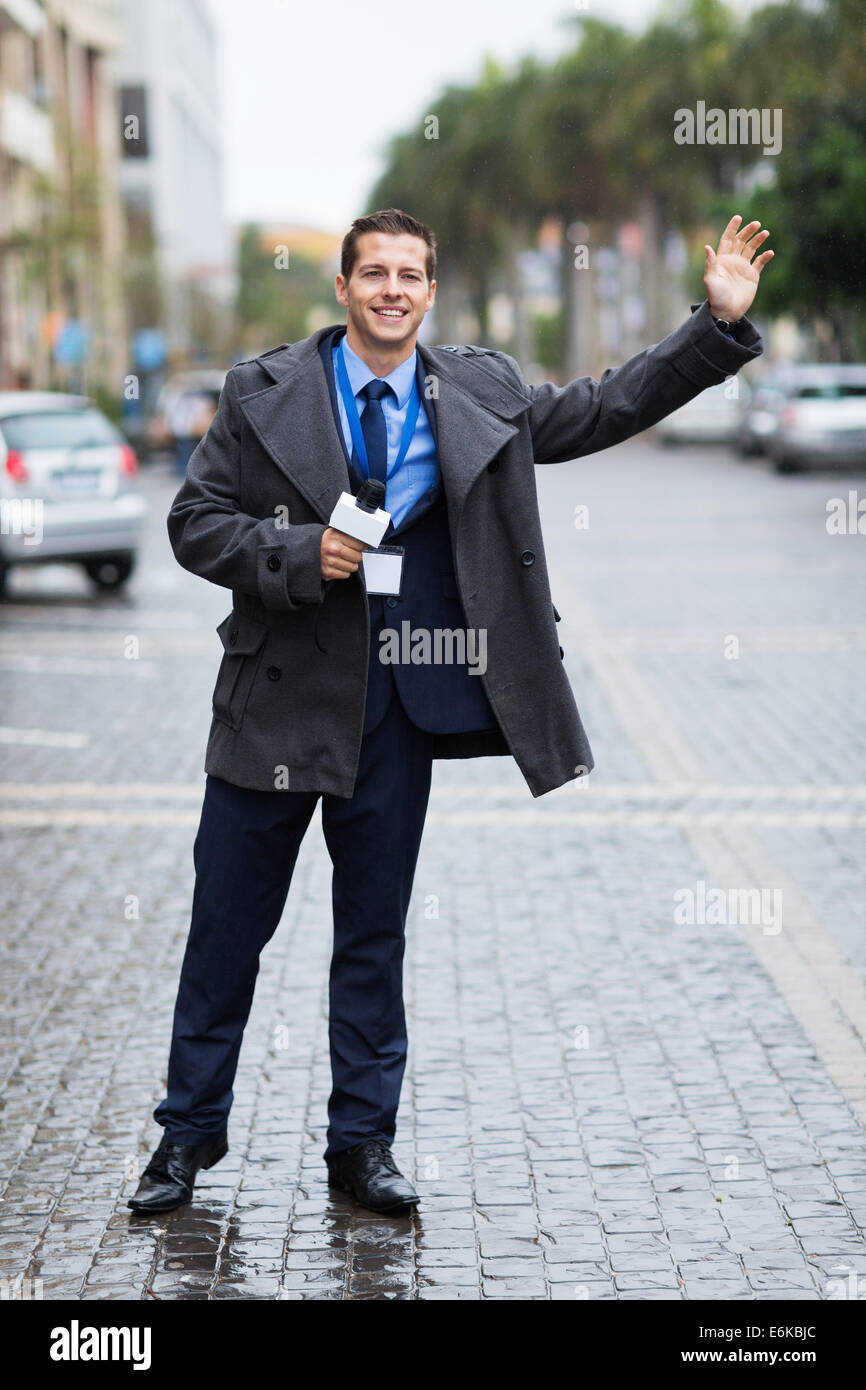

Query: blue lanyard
[{"left": 335, "top": 341, "right": 421, "bottom": 481}]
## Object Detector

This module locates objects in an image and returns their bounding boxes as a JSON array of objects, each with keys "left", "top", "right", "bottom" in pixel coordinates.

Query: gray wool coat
[{"left": 167, "top": 299, "right": 762, "bottom": 798}]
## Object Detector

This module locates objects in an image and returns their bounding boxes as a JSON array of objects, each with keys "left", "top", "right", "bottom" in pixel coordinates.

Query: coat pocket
[{"left": 212, "top": 612, "right": 270, "bottom": 731}]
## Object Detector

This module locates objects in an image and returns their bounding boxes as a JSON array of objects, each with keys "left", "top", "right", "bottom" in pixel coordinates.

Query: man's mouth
[{"left": 371, "top": 306, "right": 409, "bottom": 320}]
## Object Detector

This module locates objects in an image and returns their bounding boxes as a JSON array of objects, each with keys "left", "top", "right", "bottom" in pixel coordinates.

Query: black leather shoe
[
  {"left": 127, "top": 1132, "right": 228, "bottom": 1213},
  {"left": 327, "top": 1138, "right": 419, "bottom": 1212}
]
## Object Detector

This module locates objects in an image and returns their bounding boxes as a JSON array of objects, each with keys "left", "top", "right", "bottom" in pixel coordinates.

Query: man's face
[{"left": 335, "top": 232, "right": 436, "bottom": 353}]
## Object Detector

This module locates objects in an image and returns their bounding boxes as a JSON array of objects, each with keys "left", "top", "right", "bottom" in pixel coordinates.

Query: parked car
[
  {"left": 657, "top": 379, "right": 750, "bottom": 445},
  {"left": 736, "top": 366, "right": 792, "bottom": 456},
  {"left": 0, "top": 391, "right": 147, "bottom": 595},
  {"left": 768, "top": 365, "right": 866, "bottom": 473}
]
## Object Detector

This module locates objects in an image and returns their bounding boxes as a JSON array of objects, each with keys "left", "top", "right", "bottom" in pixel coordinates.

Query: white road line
[
  {"left": 0, "top": 607, "right": 202, "bottom": 627},
  {"left": 0, "top": 728, "right": 88, "bottom": 748},
  {"left": 2, "top": 781, "right": 866, "bottom": 802},
  {"left": 0, "top": 657, "right": 156, "bottom": 675},
  {"left": 1, "top": 808, "right": 865, "bottom": 829}
]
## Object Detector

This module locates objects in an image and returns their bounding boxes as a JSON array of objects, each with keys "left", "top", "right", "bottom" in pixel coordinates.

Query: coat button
[
  {"left": 229, "top": 630, "right": 238, "bottom": 645},
  {"left": 559, "top": 645, "right": 565, "bottom": 660},
  {"left": 386, "top": 595, "right": 399, "bottom": 607},
  {"left": 266, "top": 665, "right": 281, "bottom": 681},
  {"left": 520, "top": 549, "right": 535, "bottom": 566},
  {"left": 488, "top": 458, "right": 500, "bottom": 473},
  {"left": 266, "top": 554, "right": 281, "bottom": 571}
]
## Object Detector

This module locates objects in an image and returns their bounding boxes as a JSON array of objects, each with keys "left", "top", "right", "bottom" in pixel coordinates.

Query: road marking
[
  {"left": 2, "top": 780, "right": 866, "bottom": 802},
  {"left": 0, "top": 807, "right": 864, "bottom": 830},
  {"left": 0, "top": 728, "right": 88, "bottom": 748},
  {"left": 0, "top": 607, "right": 202, "bottom": 627},
  {"left": 578, "top": 626, "right": 866, "bottom": 653},
  {"left": 0, "top": 656, "right": 156, "bottom": 675}
]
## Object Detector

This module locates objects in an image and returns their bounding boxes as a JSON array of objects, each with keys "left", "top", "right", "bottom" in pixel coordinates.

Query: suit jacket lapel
[{"left": 236, "top": 324, "right": 528, "bottom": 536}]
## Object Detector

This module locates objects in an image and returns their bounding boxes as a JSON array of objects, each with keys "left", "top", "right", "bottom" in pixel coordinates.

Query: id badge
[{"left": 362, "top": 545, "right": 404, "bottom": 596}]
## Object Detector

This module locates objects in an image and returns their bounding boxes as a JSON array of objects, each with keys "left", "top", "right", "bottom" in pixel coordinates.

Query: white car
[
  {"left": 0, "top": 392, "right": 147, "bottom": 594},
  {"left": 657, "top": 379, "right": 751, "bottom": 446},
  {"left": 768, "top": 366, "right": 866, "bottom": 473}
]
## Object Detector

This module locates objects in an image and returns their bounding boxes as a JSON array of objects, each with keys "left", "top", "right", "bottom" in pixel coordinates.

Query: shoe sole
[{"left": 127, "top": 1140, "right": 228, "bottom": 1213}]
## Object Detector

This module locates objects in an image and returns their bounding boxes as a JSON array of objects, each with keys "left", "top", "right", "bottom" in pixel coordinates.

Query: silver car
[
  {"left": 0, "top": 392, "right": 147, "bottom": 594},
  {"left": 657, "top": 378, "right": 751, "bottom": 446},
  {"left": 769, "top": 365, "right": 866, "bottom": 473},
  {"left": 736, "top": 366, "right": 792, "bottom": 456}
]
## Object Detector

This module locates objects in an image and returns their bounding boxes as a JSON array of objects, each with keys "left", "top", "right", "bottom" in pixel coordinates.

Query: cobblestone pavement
[{"left": 1, "top": 438, "right": 865, "bottom": 1301}]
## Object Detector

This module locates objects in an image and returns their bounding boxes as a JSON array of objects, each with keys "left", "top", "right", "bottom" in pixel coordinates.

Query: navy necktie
[{"left": 353, "top": 378, "right": 392, "bottom": 483}]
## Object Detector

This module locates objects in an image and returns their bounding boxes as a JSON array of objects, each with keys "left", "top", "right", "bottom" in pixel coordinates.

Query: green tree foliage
[
  {"left": 236, "top": 224, "right": 336, "bottom": 352},
  {"left": 367, "top": 0, "right": 864, "bottom": 364}
]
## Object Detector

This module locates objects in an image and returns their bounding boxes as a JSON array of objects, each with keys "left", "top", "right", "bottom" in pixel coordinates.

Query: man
[{"left": 129, "top": 207, "right": 772, "bottom": 1215}]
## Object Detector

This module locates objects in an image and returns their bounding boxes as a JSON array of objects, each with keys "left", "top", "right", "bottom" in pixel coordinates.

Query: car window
[
  {"left": 1, "top": 408, "right": 123, "bottom": 450},
  {"left": 794, "top": 384, "right": 866, "bottom": 399}
]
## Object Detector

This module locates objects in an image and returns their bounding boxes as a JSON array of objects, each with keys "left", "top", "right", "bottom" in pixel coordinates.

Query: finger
[
  {"left": 753, "top": 249, "right": 774, "bottom": 272},
  {"left": 324, "top": 548, "right": 357, "bottom": 570},
  {"left": 735, "top": 219, "right": 762, "bottom": 246},
  {"left": 743, "top": 228, "right": 770, "bottom": 260},
  {"left": 326, "top": 536, "right": 358, "bottom": 557},
  {"left": 718, "top": 213, "right": 743, "bottom": 252},
  {"left": 333, "top": 529, "right": 366, "bottom": 553},
  {"left": 334, "top": 542, "right": 364, "bottom": 563}
]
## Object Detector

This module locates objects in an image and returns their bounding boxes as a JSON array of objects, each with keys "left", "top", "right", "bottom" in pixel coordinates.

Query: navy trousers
[{"left": 153, "top": 682, "right": 435, "bottom": 1160}]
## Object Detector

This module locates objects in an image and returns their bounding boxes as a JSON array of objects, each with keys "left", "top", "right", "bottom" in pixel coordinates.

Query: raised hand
[{"left": 703, "top": 215, "right": 774, "bottom": 322}]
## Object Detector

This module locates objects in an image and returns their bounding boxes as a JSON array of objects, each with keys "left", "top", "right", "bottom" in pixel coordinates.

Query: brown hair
[{"left": 341, "top": 208, "right": 437, "bottom": 285}]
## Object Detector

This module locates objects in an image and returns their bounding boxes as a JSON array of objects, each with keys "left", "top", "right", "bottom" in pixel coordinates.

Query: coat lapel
[{"left": 236, "top": 324, "right": 530, "bottom": 533}]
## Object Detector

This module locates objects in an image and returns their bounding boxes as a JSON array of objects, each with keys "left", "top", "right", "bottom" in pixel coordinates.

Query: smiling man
[{"left": 129, "top": 207, "right": 772, "bottom": 1217}]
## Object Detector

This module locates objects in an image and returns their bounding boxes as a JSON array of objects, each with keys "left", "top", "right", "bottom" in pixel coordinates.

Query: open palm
[{"left": 703, "top": 215, "right": 774, "bottom": 322}]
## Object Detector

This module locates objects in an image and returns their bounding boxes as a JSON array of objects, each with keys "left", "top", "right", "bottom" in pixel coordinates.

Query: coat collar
[{"left": 235, "top": 324, "right": 530, "bottom": 532}]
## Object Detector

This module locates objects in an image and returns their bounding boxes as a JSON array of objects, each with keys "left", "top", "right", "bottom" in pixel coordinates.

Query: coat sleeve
[
  {"left": 166, "top": 366, "right": 327, "bottom": 611},
  {"left": 497, "top": 299, "right": 763, "bottom": 466}
]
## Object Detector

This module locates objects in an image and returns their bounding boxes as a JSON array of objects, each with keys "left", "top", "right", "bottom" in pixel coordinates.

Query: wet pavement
[{"left": 1, "top": 438, "right": 865, "bottom": 1300}]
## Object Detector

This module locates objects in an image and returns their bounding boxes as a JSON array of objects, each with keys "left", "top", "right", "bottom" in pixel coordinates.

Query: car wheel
[
  {"left": 84, "top": 553, "right": 136, "bottom": 590},
  {"left": 773, "top": 455, "right": 800, "bottom": 475}
]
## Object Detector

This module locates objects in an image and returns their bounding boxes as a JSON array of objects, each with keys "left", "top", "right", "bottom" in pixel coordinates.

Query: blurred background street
[{"left": 1, "top": 0, "right": 865, "bottom": 1303}]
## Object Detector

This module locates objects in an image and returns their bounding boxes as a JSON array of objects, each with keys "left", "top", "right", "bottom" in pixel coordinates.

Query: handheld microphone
[
  {"left": 355, "top": 479, "right": 385, "bottom": 514},
  {"left": 329, "top": 477, "right": 390, "bottom": 548}
]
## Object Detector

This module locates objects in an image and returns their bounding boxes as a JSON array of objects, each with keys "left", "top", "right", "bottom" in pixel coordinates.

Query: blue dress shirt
[{"left": 332, "top": 334, "right": 437, "bottom": 530}]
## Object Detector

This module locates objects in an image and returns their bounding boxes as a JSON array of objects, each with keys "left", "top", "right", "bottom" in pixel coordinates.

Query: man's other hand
[
  {"left": 703, "top": 214, "right": 774, "bottom": 322},
  {"left": 321, "top": 527, "right": 366, "bottom": 580}
]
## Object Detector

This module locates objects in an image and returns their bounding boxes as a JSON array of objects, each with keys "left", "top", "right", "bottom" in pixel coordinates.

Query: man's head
[{"left": 336, "top": 209, "right": 436, "bottom": 359}]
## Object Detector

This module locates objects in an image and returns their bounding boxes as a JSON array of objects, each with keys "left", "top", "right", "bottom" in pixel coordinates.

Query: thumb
[{"left": 704, "top": 245, "right": 716, "bottom": 266}]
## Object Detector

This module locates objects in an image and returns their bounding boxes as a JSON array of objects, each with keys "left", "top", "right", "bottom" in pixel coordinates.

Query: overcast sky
[{"left": 210, "top": 0, "right": 761, "bottom": 234}]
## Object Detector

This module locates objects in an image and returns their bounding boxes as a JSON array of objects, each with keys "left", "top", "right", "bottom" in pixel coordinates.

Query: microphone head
[{"left": 356, "top": 478, "right": 385, "bottom": 513}]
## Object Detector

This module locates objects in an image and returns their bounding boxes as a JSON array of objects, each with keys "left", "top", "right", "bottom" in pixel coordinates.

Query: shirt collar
[{"left": 337, "top": 331, "right": 417, "bottom": 409}]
